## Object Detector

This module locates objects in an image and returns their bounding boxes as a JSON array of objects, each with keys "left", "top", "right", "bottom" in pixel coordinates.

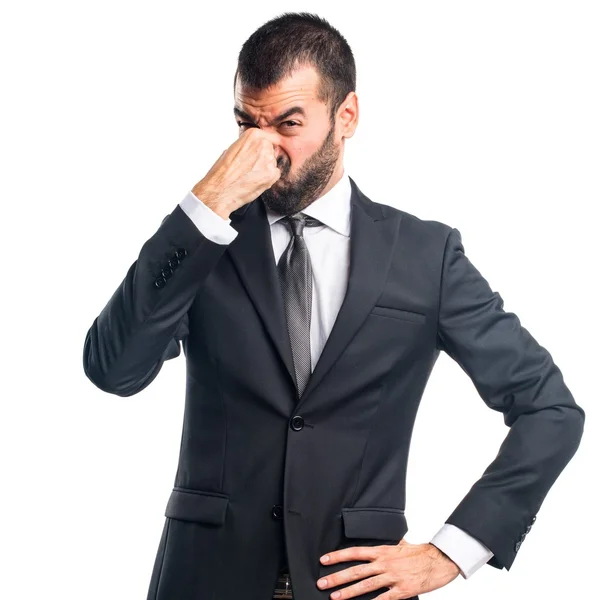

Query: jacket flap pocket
[
  {"left": 342, "top": 507, "right": 408, "bottom": 540},
  {"left": 165, "top": 487, "right": 229, "bottom": 525}
]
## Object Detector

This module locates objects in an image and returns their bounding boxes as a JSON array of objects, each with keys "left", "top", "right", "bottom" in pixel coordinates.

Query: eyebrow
[{"left": 233, "top": 106, "right": 307, "bottom": 126}]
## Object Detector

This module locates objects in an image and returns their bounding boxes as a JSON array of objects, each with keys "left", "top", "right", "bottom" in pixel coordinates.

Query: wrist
[
  {"left": 191, "top": 182, "right": 235, "bottom": 220},
  {"left": 428, "top": 543, "right": 461, "bottom": 576}
]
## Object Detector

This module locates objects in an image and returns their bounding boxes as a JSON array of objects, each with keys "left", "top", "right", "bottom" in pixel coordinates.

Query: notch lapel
[
  {"left": 227, "top": 196, "right": 298, "bottom": 396},
  {"left": 227, "top": 177, "right": 403, "bottom": 410},
  {"left": 297, "top": 178, "right": 402, "bottom": 408}
]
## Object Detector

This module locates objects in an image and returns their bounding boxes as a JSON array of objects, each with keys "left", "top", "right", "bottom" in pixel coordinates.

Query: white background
[{"left": 1, "top": 1, "right": 598, "bottom": 598}]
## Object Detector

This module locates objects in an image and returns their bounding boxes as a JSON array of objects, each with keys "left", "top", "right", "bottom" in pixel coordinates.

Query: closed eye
[{"left": 237, "top": 121, "right": 300, "bottom": 129}]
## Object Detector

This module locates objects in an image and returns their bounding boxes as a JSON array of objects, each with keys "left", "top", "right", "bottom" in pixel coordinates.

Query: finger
[
  {"left": 254, "top": 128, "right": 282, "bottom": 146},
  {"left": 321, "top": 545, "right": 380, "bottom": 565},
  {"left": 318, "top": 563, "right": 380, "bottom": 591},
  {"left": 371, "top": 588, "right": 396, "bottom": 600},
  {"left": 330, "top": 574, "right": 392, "bottom": 600}
]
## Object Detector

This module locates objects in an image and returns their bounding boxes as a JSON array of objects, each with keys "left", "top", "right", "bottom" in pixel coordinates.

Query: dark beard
[{"left": 259, "top": 121, "right": 339, "bottom": 216}]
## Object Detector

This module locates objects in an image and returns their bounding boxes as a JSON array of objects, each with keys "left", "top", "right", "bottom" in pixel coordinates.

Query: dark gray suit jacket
[{"left": 83, "top": 177, "right": 584, "bottom": 600}]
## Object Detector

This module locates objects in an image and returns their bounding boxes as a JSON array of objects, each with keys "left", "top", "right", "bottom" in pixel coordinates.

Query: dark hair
[{"left": 234, "top": 12, "right": 356, "bottom": 125}]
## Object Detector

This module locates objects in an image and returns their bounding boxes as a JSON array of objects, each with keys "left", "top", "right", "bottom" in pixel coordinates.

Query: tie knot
[{"left": 282, "top": 213, "right": 322, "bottom": 237}]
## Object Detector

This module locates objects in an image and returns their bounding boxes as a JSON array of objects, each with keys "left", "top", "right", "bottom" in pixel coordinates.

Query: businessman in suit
[{"left": 82, "top": 12, "right": 585, "bottom": 600}]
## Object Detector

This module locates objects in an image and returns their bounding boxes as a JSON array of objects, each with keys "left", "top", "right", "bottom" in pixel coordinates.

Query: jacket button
[
  {"left": 175, "top": 248, "right": 187, "bottom": 260},
  {"left": 290, "top": 416, "right": 304, "bottom": 431},
  {"left": 154, "top": 277, "right": 167, "bottom": 289},
  {"left": 271, "top": 505, "right": 284, "bottom": 520}
]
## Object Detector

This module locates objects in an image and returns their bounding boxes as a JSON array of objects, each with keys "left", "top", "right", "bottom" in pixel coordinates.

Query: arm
[
  {"left": 436, "top": 227, "right": 585, "bottom": 571},
  {"left": 82, "top": 195, "right": 238, "bottom": 397}
]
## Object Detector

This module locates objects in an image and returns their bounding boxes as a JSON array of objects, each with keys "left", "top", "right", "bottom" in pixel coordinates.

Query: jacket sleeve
[
  {"left": 82, "top": 204, "right": 234, "bottom": 397},
  {"left": 436, "top": 227, "right": 585, "bottom": 571}
]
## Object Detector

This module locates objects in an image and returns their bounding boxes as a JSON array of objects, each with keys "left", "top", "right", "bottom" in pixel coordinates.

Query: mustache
[{"left": 277, "top": 157, "right": 291, "bottom": 177}]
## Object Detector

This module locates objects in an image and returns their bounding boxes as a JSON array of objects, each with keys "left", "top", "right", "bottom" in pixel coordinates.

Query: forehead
[{"left": 234, "top": 64, "right": 323, "bottom": 116}]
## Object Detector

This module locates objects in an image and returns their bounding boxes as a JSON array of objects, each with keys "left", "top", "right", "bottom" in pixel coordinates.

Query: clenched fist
[{"left": 191, "top": 128, "right": 283, "bottom": 219}]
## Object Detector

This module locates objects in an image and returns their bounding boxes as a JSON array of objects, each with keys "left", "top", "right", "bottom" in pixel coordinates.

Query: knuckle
[{"left": 244, "top": 128, "right": 259, "bottom": 141}]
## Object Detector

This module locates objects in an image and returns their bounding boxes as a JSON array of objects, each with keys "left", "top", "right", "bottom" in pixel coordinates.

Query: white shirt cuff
[
  {"left": 430, "top": 523, "right": 494, "bottom": 579},
  {"left": 179, "top": 190, "right": 238, "bottom": 245}
]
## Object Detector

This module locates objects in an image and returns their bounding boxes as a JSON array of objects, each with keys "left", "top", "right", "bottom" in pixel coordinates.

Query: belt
[{"left": 272, "top": 567, "right": 293, "bottom": 599}]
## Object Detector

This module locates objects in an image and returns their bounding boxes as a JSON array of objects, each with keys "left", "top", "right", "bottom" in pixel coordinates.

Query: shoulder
[
  {"left": 367, "top": 196, "right": 457, "bottom": 255},
  {"left": 350, "top": 177, "right": 455, "bottom": 246}
]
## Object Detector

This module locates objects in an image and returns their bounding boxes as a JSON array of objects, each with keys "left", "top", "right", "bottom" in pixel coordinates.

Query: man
[{"left": 82, "top": 12, "right": 585, "bottom": 600}]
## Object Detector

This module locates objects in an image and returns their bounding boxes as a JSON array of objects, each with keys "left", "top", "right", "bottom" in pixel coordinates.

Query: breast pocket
[{"left": 370, "top": 305, "right": 426, "bottom": 324}]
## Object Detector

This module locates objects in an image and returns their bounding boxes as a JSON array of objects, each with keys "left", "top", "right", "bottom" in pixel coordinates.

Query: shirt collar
[{"left": 264, "top": 170, "right": 352, "bottom": 237}]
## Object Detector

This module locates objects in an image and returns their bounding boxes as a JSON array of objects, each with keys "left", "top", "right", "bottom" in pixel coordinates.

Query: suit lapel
[
  {"left": 227, "top": 176, "right": 403, "bottom": 409},
  {"left": 227, "top": 195, "right": 298, "bottom": 394},
  {"left": 297, "top": 178, "right": 402, "bottom": 407}
]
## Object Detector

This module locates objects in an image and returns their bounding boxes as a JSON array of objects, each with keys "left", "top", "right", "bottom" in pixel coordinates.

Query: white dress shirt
[{"left": 178, "top": 171, "right": 494, "bottom": 579}]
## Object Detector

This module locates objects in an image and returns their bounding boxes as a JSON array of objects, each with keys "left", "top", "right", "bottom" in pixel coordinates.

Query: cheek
[
  {"left": 283, "top": 133, "right": 319, "bottom": 158},
  {"left": 284, "top": 140, "right": 319, "bottom": 170},
  {"left": 280, "top": 132, "right": 321, "bottom": 174},
  {"left": 281, "top": 140, "right": 303, "bottom": 161}
]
